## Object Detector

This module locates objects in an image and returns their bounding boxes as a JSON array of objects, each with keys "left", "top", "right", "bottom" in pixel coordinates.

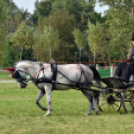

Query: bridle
[
  {"left": 8, "top": 66, "right": 49, "bottom": 84},
  {"left": 11, "top": 69, "right": 28, "bottom": 83}
]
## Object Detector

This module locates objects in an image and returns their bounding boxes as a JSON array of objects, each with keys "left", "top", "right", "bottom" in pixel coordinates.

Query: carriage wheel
[
  {"left": 98, "top": 92, "right": 122, "bottom": 112},
  {"left": 122, "top": 86, "right": 134, "bottom": 113}
]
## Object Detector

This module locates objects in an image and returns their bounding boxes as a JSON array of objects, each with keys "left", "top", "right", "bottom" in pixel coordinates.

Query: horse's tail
[{"left": 89, "top": 65, "right": 102, "bottom": 87}]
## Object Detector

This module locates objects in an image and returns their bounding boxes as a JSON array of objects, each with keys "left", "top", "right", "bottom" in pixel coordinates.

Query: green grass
[
  {"left": 0, "top": 71, "right": 13, "bottom": 81},
  {"left": 1, "top": 83, "right": 134, "bottom": 134}
]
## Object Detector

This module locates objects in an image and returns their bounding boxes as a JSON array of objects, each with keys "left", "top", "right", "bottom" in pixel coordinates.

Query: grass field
[
  {"left": 1, "top": 72, "right": 134, "bottom": 134},
  {"left": 0, "top": 71, "right": 13, "bottom": 81}
]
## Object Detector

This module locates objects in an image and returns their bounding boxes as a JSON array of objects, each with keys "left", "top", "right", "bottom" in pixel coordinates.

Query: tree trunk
[
  {"left": 37, "top": 51, "right": 39, "bottom": 61},
  {"left": 20, "top": 48, "right": 23, "bottom": 61},
  {"left": 50, "top": 44, "right": 52, "bottom": 60},
  {"left": 94, "top": 44, "right": 96, "bottom": 65},
  {"left": 79, "top": 48, "right": 82, "bottom": 63}
]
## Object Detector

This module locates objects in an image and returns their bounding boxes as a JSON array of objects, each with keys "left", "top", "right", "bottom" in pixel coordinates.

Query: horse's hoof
[
  {"left": 43, "top": 108, "right": 48, "bottom": 111},
  {"left": 43, "top": 108, "right": 52, "bottom": 111},
  {"left": 95, "top": 110, "right": 100, "bottom": 115},
  {"left": 44, "top": 113, "right": 51, "bottom": 116},
  {"left": 85, "top": 112, "right": 91, "bottom": 115}
]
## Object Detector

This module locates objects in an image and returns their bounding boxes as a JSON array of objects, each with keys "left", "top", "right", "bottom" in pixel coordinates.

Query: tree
[
  {"left": 3, "top": 40, "right": 19, "bottom": 66},
  {"left": 87, "top": 21, "right": 103, "bottom": 64},
  {"left": 37, "top": 10, "right": 77, "bottom": 61},
  {"left": 44, "top": 26, "right": 60, "bottom": 60},
  {"left": 41, "top": 10, "right": 77, "bottom": 43},
  {"left": 0, "top": 0, "right": 11, "bottom": 62},
  {"left": 18, "top": 8, "right": 31, "bottom": 25},
  {"left": 72, "top": 28, "right": 86, "bottom": 62},
  {"left": 32, "top": 28, "right": 47, "bottom": 61},
  {"left": 38, "top": 0, "right": 51, "bottom": 18},
  {"left": 98, "top": 0, "right": 134, "bottom": 60},
  {"left": 33, "top": 0, "right": 52, "bottom": 23},
  {"left": 51, "top": 0, "right": 96, "bottom": 24},
  {"left": 51, "top": 0, "right": 82, "bottom": 22},
  {"left": 0, "top": 0, "right": 21, "bottom": 63},
  {"left": 4, "top": 0, "right": 19, "bottom": 32},
  {"left": 10, "top": 22, "right": 34, "bottom": 60}
]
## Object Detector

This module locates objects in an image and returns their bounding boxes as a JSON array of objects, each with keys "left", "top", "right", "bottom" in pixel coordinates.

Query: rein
[
  {"left": 9, "top": 70, "right": 17, "bottom": 77},
  {"left": 26, "top": 66, "right": 44, "bottom": 82}
]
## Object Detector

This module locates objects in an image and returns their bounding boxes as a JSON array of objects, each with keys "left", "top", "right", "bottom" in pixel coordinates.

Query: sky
[{"left": 13, "top": 0, "right": 109, "bottom": 16}]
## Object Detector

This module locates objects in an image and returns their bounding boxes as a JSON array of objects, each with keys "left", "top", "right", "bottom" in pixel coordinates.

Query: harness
[
  {"left": 30, "top": 63, "right": 93, "bottom": 89},
  {"left": 36, "top": 63, "right": 57, "bottom": 89},
  {"left": 12, "top": 63, "right": 94, "bottom": 90}
]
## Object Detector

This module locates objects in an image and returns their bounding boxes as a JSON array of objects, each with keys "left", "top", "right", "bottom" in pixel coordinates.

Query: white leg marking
[
  {"left": 93, "top": 97, "right": 99, "bottom": 114},
  {"left": 44, "top": 84, "right": 52, "bottom": 116},
  {"left": 85, "top": 101, "right": 93, "bottom": 115},
  {"left": 81, "top": 90, "right": 93, "bottom": 115}
]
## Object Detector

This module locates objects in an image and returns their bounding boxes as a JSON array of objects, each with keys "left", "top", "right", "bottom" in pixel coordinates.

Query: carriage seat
[{"left": 101, "top": 77, "right": 134, "bottom": 90}]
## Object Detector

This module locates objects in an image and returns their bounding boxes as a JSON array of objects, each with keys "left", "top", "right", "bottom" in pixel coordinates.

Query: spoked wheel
[
  {"left": 98, "top": 92, "right": 122, "bottom": 112},
  {"left": 122, "top": 86, "right": 134, "bottom": 113}
]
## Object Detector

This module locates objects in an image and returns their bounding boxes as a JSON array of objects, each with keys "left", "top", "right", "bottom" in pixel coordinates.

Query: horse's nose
[{"left": 18, "top": 82, "right": 27, "bottom": 88}]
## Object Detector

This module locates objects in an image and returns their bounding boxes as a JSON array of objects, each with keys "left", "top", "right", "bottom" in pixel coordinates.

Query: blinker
[{"left": 12, "top": 70, "right": 21, "bottom": 78}]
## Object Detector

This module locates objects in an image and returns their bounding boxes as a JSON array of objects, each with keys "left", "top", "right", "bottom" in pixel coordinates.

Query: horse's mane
[
  {"left": 13, "top": 60, "right": 48, "bottom": 69},
  {"left": 14, "top": 60, "right": 55, "bottom": 68},
  {"left": 14, "top": 60, "right": 38, "bottom": 66}
]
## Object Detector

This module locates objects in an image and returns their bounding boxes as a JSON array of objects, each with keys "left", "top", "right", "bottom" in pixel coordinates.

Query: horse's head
[
  {"left": 6, "top": 67, "right": 29, "bottom": 88},
  {"left": 6, "top": 61, "right": 44, "bottom": 88},
  {"left": 13, "top": 69, "right": 28, "bottom": 88}
]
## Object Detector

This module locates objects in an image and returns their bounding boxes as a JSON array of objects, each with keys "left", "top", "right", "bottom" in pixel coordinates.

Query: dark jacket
[{"left": 127, "top": 46, "right": 134, "bottom": 59}]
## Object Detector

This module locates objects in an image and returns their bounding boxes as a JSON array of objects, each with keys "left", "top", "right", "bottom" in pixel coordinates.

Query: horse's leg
[
  {"left": 36, "top": 89, "right": 47, "bottom": 110},
  {"left": 92, "top": 96, "right": 99, "bottom": 114},
  {"left": 44, "top": 84, "right": 52, "bottom": 116},
  {"left": 81, "top": 90, "right": 93, "bottom": 115}
]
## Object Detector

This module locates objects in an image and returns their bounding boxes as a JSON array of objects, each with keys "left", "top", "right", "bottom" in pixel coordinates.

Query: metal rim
[
  {"left": 122, "top": 86, "right": 134, "bottom": 113},
  {"left": 98, "top": 92, "right": 122, "bottom": 112}
]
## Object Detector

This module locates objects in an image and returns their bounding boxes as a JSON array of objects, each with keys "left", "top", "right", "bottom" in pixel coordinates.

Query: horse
[{"left": 6, "top": 60, "right": 102, "bottom": 116}]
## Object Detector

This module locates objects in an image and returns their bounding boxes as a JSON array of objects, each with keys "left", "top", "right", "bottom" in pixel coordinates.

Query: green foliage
[
  {"left": 42, "top": 10, "right": 77, "bottom": 43},
  {"left": 103, "top": 0, "right": 133, "bottom": 60},
  {"left": 73, "top": 28, "right": 86, "bottom": 50},
  {"left": 3, "top": 40, "right": 19, "bottom": 67},
  {"left": 44, "top": 26, "right": 60, "bottom": 60},
  {"left": 33, "top": 0, "right": 52, "bottom": 23},
  {"left": 37, "top": 10, "right": 77, "bottom": 61},
  {"left": 37, "top": 0, "right": 51, "bottom": 18},
  {"left": 51, "top": 0, "right": 96, "bottom": 26},
  {"left": 18, "top": 8, "right": 31, "bottom": 21},
  {"left": 72, "top": 28, "right": 86, "bottom": 61},
  {"left": 0, "top": 1, "right": 7, "bottom": 63},
  {"left": 87, "top": 21, "right": 103, "bottom": 62},
  {"left": 10, "top": 22, "right": 34, "bottom": 60},
  {"left": 2, "top": 0, "right": 134, "bottom": 66},
  {"left": 51, "top": 0, "right": 83, "bottom": 22},
  {"left": 2, "top": 40, "right": 34, "bottom": 67},
  {"left": 44, "top": 26, "right": 60, "bottom": 46},
  {"left": 32, "top": 29, "right": 46, "bottom": 61}
]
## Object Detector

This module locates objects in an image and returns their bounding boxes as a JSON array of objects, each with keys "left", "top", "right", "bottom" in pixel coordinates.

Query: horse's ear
[
  {"left": 5, "top": 67, "right": 15, "bottom": 72},
  {"left": 50, "top": 59, "right": 55, "bottom": 64}
]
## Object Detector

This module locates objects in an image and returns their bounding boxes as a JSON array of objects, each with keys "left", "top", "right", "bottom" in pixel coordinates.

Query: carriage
[
  {"left": 98, "top": 77, "right": 134, "bottom": 113},
  {"left": 5, "top": 61, "right": 134, "bottom": 115}
]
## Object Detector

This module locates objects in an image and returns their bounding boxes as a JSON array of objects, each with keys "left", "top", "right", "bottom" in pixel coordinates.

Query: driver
[{"left": 114, "top": 32, "right": 134, "bottom": 81}]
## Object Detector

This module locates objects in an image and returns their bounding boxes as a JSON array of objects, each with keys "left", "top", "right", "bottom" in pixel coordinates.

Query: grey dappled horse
[{"left": 8, "top": 61, "right": 102, "bottom": 116}]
